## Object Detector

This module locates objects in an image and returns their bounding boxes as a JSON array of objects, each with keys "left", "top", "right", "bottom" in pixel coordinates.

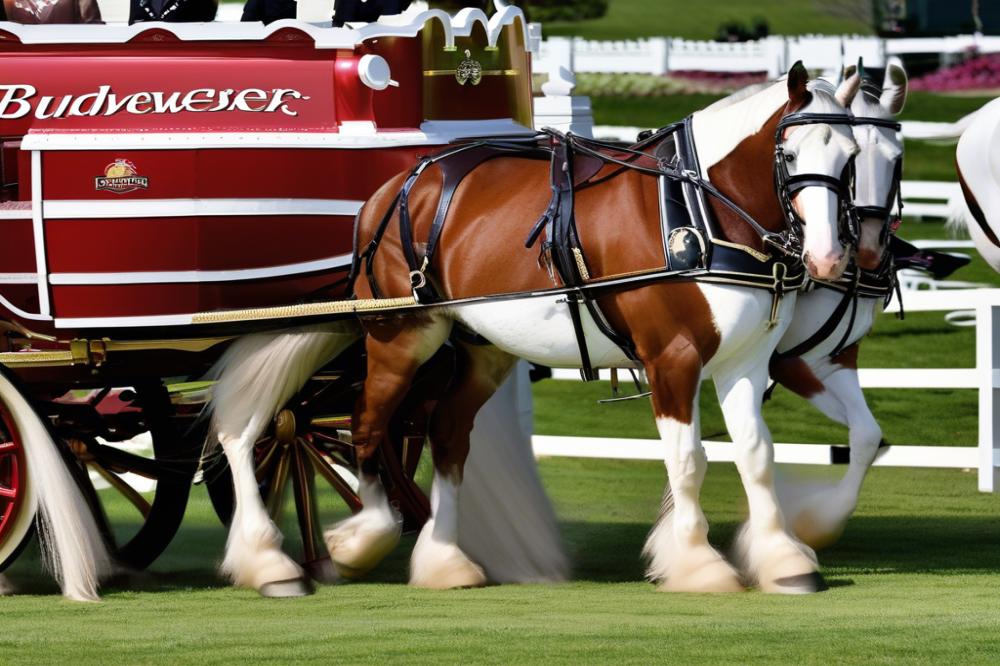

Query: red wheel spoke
[{"left": 0, "top": 486, "right": 15, "bottom": 498}]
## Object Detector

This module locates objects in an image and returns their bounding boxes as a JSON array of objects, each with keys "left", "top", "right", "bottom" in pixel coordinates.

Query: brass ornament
[{"left": 455, "top": 49, "right": 483, "bottom": 86}]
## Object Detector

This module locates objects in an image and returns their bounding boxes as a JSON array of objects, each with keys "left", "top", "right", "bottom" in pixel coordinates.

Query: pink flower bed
[
  {"left": 669, "top": 70, "right": 768, "bottom": 93},
  {"left": 910, "top": 53, "right": 1000, "bottom": 92}
]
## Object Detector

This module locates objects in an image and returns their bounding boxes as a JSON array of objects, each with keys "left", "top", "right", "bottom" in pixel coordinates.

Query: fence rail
[
  {"left": 535, "top": 33, "right": 1000, "bottom": 78},
  {"left": 535, "top": 289, "right": 1000, "bottom": 492}
]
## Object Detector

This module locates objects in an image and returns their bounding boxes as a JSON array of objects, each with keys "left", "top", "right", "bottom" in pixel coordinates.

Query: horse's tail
[
  {"left": 903, "top": 106, "right": 981, "bottom": 142},
  {"left": 946, "top": 189, "right": 975, "bottom": 238},
  {"left": 457, "top": 364, "right": 569, "bottom": 583},
  {"left": 201, "top": 321, "right": 363, "bottom": 452},
  {"left": 0, "top": 368, "right": 114, "bottom": 601}
]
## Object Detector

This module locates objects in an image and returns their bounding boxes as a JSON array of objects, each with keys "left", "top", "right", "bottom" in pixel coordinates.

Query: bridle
[
  {"left": 774, "top": 112, "right": 859, "bottom": 251},
  {"left": 846, "top": 117, "right": 905, "bottom": 248},
  {"left": 773, "top": 113, "right": 903, "bottom": 250}
]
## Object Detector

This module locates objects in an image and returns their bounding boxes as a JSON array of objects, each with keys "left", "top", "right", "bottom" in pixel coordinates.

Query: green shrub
[
  {"left": 524, "top": 0, "right": 608, "bottom": 22},
  {"left": 715, "top": 16, "right": 770, "bottom": 42}
]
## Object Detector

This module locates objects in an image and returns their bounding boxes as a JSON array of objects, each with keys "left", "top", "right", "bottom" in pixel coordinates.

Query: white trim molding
[
  {"left": 0, "top": 273, "right": 39, "bottom": 284},
  {"left": 30, "top": 151, "right": 49, "bottom": 317},
  {"left": 55, "top": 313, "right": 193, "bottom": 328},
  {"left": 21, "top": 119, "right": 534, "bottom": 151},
  {"left": 0, "top": 208, "right": 32, "bottom": 221},
  {"left": 49, "top": 252, "right": 352, "bottom": 285},
  {"left": 42, "top": 198, "right": 364, "bottom": 220}
]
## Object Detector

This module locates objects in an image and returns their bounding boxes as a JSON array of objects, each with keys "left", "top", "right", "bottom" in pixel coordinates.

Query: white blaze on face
[
  {"left": 782, "top": 98, "right": 859, "bottom": 281},
  {"left": 850, "top": 98, "right": 904, "bottom": 269},
  {"left": 795, "top": 181, "right": 845, "bottom": 278}
]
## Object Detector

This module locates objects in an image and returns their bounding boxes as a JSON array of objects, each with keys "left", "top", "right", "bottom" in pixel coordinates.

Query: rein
[
  {"left": 773, "top": 113, "right": 901, "bottom": 249},
  {"left": 552, "top": 130, "right": 801, "bottom": 258}
]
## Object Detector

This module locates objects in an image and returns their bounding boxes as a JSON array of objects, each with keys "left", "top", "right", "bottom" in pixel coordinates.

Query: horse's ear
[
  {"left": 835, "top": 68, "right": 861, "bottom": 107},
  {"left": 881, "top": 58, "right": 908, "bottom": 115},
  {"left": 842, "top": 63, "right": 857, "bottom": 82},
  {"left": 787, "top": 61, "right": 809, "bottom": 109}
]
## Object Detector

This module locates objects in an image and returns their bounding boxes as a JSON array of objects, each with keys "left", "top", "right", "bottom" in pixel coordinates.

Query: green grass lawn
[
  {"left": 3, "top": 461, "right": 1000, "bottom": 663},
  {"left": 589, "top": 92, "right": 991, "bottom": 183},
  {"left": 591, "top": 92, "right": 993, "bottom": 131},
  {"left": 542, "top": 0, "right": 871, "bottom": 41}
]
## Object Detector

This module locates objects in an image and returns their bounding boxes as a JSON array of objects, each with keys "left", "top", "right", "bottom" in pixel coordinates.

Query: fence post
[
  {"left": 651, "top": 37, "right": 669, "bottom": 75},
  {"left": 763, "top": 36, "right": 786, "bottom": 78},
  {"left": 977, "top": 299, "right": 1000, "bottom": 492},
  {"left": 546, "top": 36, "right": 574, "bottom": 74}
]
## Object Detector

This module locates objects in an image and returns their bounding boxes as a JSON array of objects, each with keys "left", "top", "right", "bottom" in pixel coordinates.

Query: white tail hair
[
  {"left": 204, "top": 322, "right": 362, "bottom": 446},
  {"left": 903, "top": 107, "right": 982, "bottom": 142},
  {"left": 0, "top": 370, "right": 114, "bottom": 601},
  {"left": 946, "top": 191, "right": 974, "bottom": 238},
  {"left": 458, "top": 363, "right": 569, "bottom": 583}
]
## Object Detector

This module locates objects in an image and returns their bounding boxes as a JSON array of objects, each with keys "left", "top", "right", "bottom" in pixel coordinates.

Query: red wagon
[{"left": 0, "top": 7, "right": 535, "bottom": 577}]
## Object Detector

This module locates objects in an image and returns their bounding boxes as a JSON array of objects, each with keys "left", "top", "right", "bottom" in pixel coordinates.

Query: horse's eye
[{"left": 784, "top": 153, "right": 796, "bottom": 163}]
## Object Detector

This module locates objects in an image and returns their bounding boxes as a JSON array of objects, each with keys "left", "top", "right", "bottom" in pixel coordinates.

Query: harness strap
[
  {"left": 775, "top": 270, "right": 858, "bottom": 360},
  {"left": 390, "top": 139, "right": 549, "bottom": 302},
  {"left": 565, "top": 292, "right": 596, "bottom": 381}
]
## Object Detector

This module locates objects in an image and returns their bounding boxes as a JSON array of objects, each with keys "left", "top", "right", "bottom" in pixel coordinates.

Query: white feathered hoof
[
  {"left": 222, "top": 542, "right": 309, "bottom": 596},
  {"left": 409, "top": 520, "right": 487, "bottom": 590},
  {"left": 658, "top": 544, "right": 744, "bottom": 594},
  {"left": 324, "top": 511, "right": 402, "bottom": 579},
  {"left": 738, "top": 528, "right": 824, "bottom": 595},
  {"left": 766, "top": 571, "right": 828, "bottom": 595},
  {"left": 790, "top": 508, "right": 847, "bottom": 551},
  {"left": 259, "top": 577, "right": 313, "bottom": 598}
]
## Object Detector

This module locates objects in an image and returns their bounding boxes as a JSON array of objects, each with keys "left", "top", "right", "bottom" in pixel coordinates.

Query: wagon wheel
[
  {"left": 0, "top": 397, "right": 36, "bottom": 572},
  {"left": 55, "top": 380, "right": 201, "bottom": 570},
  {"left": 205, "top": 346, "right": 455, "bottom": 580}
]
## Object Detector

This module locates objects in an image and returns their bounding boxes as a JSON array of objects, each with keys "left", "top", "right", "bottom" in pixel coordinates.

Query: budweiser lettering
[{"left": 0, "top": 85, "right": 308, "bottom": 119}]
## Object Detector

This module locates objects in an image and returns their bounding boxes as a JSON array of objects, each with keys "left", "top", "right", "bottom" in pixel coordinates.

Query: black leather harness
[
  {"left": 772, "top": 111, "right": 969, "bottom": 362},
  {"left": 355, "top": 114, "right": 871, "bottom": 380}
]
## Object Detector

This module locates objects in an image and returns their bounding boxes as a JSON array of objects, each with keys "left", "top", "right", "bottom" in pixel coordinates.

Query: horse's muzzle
[{"left": 804, "top": 250, "right": 848, "bottom": 281}]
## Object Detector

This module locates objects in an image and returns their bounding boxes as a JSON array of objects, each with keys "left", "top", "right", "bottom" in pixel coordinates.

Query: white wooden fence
[
  {"left": 535, "top": 33, "right": 1000, "bottom": 78},
  {"left": 532, "top": 285, "right": 1000, "bottom": 493}
]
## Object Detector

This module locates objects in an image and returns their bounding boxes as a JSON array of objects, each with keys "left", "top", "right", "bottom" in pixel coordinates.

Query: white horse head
[
  {"left": 782, "top": 67, "right": 861, "bottom": 280},
  {"left": 848, "top": 60, "right": 907, "bottom": 270},
  {"left": 694, "top": 63, "right": 860, "bottom": 281}
]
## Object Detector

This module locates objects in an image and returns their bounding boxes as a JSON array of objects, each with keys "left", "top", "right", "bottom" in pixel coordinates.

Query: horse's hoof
[
  {"left": 259, "top": 578, "right": 313, "bottom": 598},
  {"left": 768, "top": 571, "right": 828, "bottom": 595},
  {"left": 306, "top": 558, "right": 340, "bottom": 585}
]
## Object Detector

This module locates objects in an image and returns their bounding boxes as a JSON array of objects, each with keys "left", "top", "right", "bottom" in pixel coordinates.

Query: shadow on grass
[
  {"left": 554, "top": 514, "right": 1000, "bottom": 583},
  {"left": 5, "top": 513, "right": 1000, "bottom": 596}
]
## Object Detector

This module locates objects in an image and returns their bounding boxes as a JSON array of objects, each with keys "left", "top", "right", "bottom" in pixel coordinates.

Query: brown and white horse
[{"left": 342, "top": 65, "right": 860, "bottom": 594}]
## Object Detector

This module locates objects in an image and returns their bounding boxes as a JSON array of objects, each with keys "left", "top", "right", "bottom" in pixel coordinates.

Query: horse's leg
[
  {"left": 715, "top": 358, "right": 822, "bottom": 594},
  {"left": 324, "top": 458, "right": 402, "bottom": 579},
  {"left": 325, "top": 316, "right": 451, "bottom": 577},
  {"left": 219, "top": 430, "right": 309, "bottom": 597},
  {"left": 410, "top": 342, "right": 517, "bottom": 589},
  {"left": 642, "top": 344, "right": 743, "bottom": 593},
  {"left": 776, "top": 362, "right": 882, "bottom": 549}
]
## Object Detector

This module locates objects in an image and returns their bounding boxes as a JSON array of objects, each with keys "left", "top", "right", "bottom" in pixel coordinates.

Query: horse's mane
[
  {"left": 692, "top": 77, "right": 852, "bottom": 174},
  {"left": 703, "top": 79, "right": 780, "bottom": 113}
]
